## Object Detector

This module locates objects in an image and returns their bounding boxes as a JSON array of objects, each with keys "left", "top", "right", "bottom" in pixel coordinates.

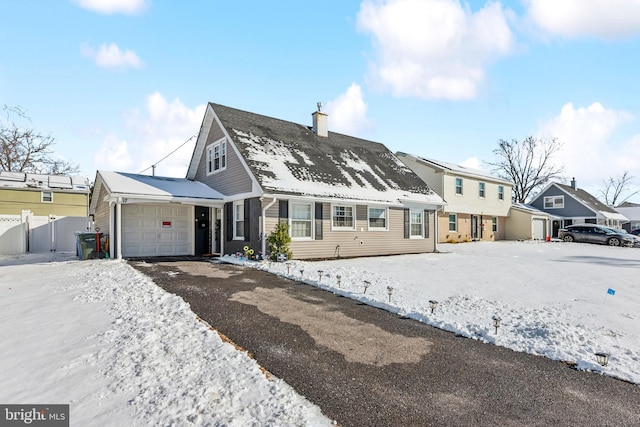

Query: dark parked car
[
  {"left": 630, "top": 229, "right": 640, "bottom": 236},
  {"left": 558, "top": 224, "right": 635, "bottom": 247}
]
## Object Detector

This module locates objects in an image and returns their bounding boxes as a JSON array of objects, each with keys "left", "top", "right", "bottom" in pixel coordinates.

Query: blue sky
[{"left": 2, "top": 0, "right": 640, "bottom": 202}]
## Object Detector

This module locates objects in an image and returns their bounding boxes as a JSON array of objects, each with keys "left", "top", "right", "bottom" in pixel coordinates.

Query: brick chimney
[
  {"left": 570, "top": 177, "right": 576, "bottom": 190},
  {"left": 312, "top": 102, "right": 328, "bottom": 137}
]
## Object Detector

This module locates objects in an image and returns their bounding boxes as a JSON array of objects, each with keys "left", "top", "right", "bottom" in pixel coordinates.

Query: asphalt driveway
[{"left": 130, "top": 258, "right": 640, "bottom": 427}]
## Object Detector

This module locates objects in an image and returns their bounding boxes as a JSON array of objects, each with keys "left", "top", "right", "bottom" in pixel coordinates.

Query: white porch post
[{"left": 116, "top": 198, "right": 123, "bottom": 260}]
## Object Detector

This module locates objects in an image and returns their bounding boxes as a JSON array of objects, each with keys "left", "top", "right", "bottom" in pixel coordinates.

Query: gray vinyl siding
[
  {"left": 194, "top": 119, "right": 253, "bottom": 196},
  {"left": 263, "top": 201, "right": 435, "bottom": 260},
  {"left": 93, "top": 185, "right": 111, "bottom": 235},
  {"left": 531, "top": 186, "right": 594, "bottom": 217}
]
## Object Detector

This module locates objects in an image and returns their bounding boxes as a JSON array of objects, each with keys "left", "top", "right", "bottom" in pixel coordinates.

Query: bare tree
[
  {"left": 486, "top": 136, "right": 564, "bottom": 203},
  {"left": 0, "top": 105, "right": 79, "bottom": 175},
  {"left": 598, "top": 171, "right": 638, "bottom": 207}
]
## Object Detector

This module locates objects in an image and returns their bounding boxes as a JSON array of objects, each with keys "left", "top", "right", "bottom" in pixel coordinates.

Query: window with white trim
[
  {"left": 410, "top": 210, "right": 423, "bottom": 238},
  {"left": 498, "top": 185, "right": 504, "bottom": 200},
  {"left": 290, "top": 202, "right": 313, "bottom": 239},
  {"left": 41, "top": 191, "right": 53, "bottom": 203},
  {"left": 332, "top": 204, "right": 355, "bottom": 230},
  {"left": 233, "top": 202, "right": 244, "bottom": 239},
  {"left": 455, "top": 177, "right": 463, "bottom": 195},
  {"left": 478, "top": 182, "right": 486, "bottom": 198},
  {"left": 492, "top": 217, "right": 498, "bottom": 232},
  {"left": 544, "top": 196, "right": 564, "bottom": 209},
  {"left": 448, "top": 214, "right": 457, "bottom": 231},
  {"left": 368, "top": 207, "right": 387, "bottom": 230},
  {"left": 206, "top": 138, "right": 227, "bottom": 174}
]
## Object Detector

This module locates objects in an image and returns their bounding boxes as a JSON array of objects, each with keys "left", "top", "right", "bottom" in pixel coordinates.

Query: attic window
[
  {"left": 544, "top": 195, "right": 564, "bottom": 209},
  {"left": 41, "top": 191, "right": 53, "bottom": 203},
  {"left": 206, "top": 138, "right": 227, "bottom": 175}
]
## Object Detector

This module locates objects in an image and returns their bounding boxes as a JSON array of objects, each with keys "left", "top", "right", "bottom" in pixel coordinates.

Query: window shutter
[
  {"left": 279, "top": 200, "right": 289, "bottom": 221},
  {"left": 315, "top": 202, "right": 323, "bottom": 240},
  {"left": 244, "top": 199, "right": 250, "bottom": 241},
  {"left": 225, "top": 202, "right": 233, "bottom": 241},
  {"left": 424, "top": 210, "right": 430, "bottom": 238},
  {"left": 404, "top": 209, "right": 410, "bottom": 239}
]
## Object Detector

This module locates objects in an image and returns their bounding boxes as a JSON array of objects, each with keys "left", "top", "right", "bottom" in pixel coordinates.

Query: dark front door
[
  {"left": 471, "top": 215, "right": 479, "bottom": 240},
  {"left": 195, "top": 206, "right": 210, "bottom": 256}
]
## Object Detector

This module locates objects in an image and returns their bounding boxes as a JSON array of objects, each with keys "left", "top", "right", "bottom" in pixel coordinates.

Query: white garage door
[
  {"left": 122, "top": 204, "right": 193, "bottom": 257},
  {"left": 533, "top": 218, "right": 545, "bottom": 240}
]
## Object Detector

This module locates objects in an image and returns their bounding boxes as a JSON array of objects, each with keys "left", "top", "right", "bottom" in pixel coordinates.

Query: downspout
[
  {"left": 219, "top": 206, "right": 224, "bottom": 257},
  {"left": 435, "top": 205, "right": 442, "bottom": 253},
  {"left": 261, "top": 197, "right": 278, "bottom": 258}
]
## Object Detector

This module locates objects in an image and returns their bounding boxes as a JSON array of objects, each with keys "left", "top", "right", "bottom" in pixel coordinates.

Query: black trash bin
[{"left": 76, "top": 232, "right": 103, "bottom": 260}]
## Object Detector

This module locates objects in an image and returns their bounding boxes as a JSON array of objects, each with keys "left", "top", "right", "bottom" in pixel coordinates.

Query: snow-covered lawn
[
  {"left": 1, "top": 240, "right": 638, "bottom": 426},
  {"left": 228, "top": 240, "right": 640, "bottom": 386},
  {"left": 0, "top": 253, "right": 332, "bottom": 426}
]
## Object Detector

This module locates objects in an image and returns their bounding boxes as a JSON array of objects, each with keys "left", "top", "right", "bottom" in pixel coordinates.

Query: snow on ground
[
  {"left": 226, "top": 240, "right": 640, "bottom": 386},
  {"left": 1, "top": 241, "right": 638, "bottom": 426},
  {"left": 0, "top": 253, "right": 332, "bottom": 426}
]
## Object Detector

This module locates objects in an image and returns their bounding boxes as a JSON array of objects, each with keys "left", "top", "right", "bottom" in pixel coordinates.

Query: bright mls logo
[{"left": 1, "top": 405, "right": 69, "bottom": 426}]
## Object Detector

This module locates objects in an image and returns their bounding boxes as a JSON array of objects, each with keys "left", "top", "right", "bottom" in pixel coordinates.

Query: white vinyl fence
[{"left": 0, "top": 210, "right": 91, "bottom": 255}]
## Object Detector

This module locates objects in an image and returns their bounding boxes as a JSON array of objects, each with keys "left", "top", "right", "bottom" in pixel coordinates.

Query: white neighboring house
[
  {"left": 396, "top": 153, "right": 512, "bottom": 243},
  {"left": 615, "top": 202, "right": 640, "bottom": 232}
]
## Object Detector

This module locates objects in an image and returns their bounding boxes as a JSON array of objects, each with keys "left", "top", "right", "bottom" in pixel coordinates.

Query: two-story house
[
  {"left": 396, "top": 154, "right": 513, "bottom": 243},
  {"left": 0, "top": 171, "right": 90, "bottom": 216}
]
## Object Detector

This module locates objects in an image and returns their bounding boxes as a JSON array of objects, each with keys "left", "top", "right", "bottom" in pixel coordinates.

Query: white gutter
[{"left": 261, "top": 197, "right": 278, "bottom": 257}]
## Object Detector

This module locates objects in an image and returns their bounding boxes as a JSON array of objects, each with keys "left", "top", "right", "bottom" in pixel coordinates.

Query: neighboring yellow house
[
  {"left": 396, "top": 153, "right": 513, "bottom": 243},
  {"left": 0, "top": 171, "right": 90, "bottom": 216}
]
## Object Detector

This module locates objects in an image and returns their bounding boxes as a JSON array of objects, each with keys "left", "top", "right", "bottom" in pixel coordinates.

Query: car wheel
[
  {"left": 608, "top": 238, "right": 621, "bottom": 246},
  {"left": 563, "top": 235, "right": 574, "bottom": 242}
]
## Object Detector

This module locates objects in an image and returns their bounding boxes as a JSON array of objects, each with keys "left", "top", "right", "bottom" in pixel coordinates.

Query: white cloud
[
  {"left": 524, "top": 0, "right": 640, "bottom": 40},
  {"left": 81, "top": 43, "right": 143, "bottom": 70},
  {"left": 459, "top": 157, "right": 482, "bottom": 170},
  {"left": 356, "top": 0, "right": 515, "bottom": 100},
  {"left": 324, "top": 83, "right": 372, "bottom": 136},
  {"left": 537, "top": 102, "right": 639, "bottom": 191},
  {"left": 74, "top": 0, "right": 148, "bottom": 15},
  {"left": 93, "top": 93, "right": 207, "bottom": 177}
]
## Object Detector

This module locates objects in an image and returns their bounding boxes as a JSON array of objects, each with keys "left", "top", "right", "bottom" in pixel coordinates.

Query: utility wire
[{"left": 138, "top": 134, "right": 197, "bottom": 175}]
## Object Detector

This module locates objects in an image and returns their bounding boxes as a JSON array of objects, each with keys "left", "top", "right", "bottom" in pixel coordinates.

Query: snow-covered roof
[
  {"left": 615, "top": 205, "right": 640, "bottom": 222},
  {"left": 94, "top": 171, "right": 224, "bottom": 208},
  {"left": 398, "top": 154, "right": 512, "bottom": 185},
  {"left": 0, "top": 171, "right": 90, "bottom": 193},
  {"left": 209, "top": 104, "right": 444, "bottom": 207},
  {"left": 553, "top": 182, "right": 628, "bottom": 221}
]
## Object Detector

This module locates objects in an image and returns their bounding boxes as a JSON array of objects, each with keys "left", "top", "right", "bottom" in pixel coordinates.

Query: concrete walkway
[{"left": 131, "top": 259, "right": 640, "bottom": 427}]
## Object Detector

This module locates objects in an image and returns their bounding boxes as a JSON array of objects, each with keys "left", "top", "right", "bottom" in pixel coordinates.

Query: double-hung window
[
  {"left": 455, "top": 177, "right": 463, "bottom": 195},
  {"left": 498, "top": 185, "right": 504, "bottom": 200},
  {"left": 479, "top": 182, "right": 486, "bottom": 198},
  {"left": 368, "top": 207, "right": 387, "bottom": 230},
  {"left": 492, "top": 217, "right": 498, "bottom": 232},
  {"left": 41, "top": 191, "right": 53, "bottom": 203},
  {"left": 290, "top": 202, "right": 313, "bottom": 239},
  {"left": 544, "top": 196, "right": 564, "bottom": 209},
  {"left": 448, "top": 214, "right": 457, "bottom": 231},
  {"left": 332, "top": 204, "right": 355, "bottom": 230},
  {"left": 207, "top": 138, "right": 227, "bottom": 174},
  {"left": 410, "top": 210, "right": 423, "bottom": 238},
  {"left": 233, "top": 202, "right": 244, "bottom": 239}
]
